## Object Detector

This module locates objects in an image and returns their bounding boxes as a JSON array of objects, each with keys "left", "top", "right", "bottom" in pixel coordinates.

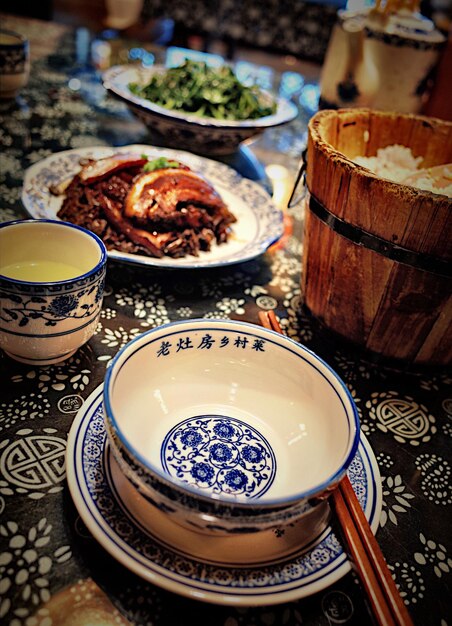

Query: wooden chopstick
[
  {"left": 257, "top": 310, "right": 414, "bottom": 626},
  {"left": 331, "top": 484, "right": 397, "bottom": 625},
  {"left": 337, "top": 476, "right": 413, "bottom": 626},
  {"left": 258, "top": 310, "right": 282, "bottom": 334}
]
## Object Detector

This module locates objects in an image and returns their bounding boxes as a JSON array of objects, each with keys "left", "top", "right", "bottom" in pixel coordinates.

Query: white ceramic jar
[{"left": 319, "top": 9, "right": 446, "bottom": 113}]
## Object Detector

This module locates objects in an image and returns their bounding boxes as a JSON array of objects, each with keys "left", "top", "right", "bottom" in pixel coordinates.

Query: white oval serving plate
[{"left": 22, "top": 145, "right": 283, "bottom": 269}]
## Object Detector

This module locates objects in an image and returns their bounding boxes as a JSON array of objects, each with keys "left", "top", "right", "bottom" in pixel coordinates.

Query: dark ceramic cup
[{"left": 0, "top": 29, "right": 30, "bottom": 99}]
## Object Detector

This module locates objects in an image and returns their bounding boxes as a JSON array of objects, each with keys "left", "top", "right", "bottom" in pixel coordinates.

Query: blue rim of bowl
[
  {"left": 103, "top": 318, "right": 361, "bottom": 511},
  {"left": 102, "top": 64, "right": 299, "bottom": 130},
  {"left": 0, "top": 218, "right": 107, "bottom": 285}
]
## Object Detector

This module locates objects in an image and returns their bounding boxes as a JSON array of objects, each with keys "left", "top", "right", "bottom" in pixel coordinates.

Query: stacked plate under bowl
[{"left": 66, "top": 319, "right": 382, "bottom": 605}]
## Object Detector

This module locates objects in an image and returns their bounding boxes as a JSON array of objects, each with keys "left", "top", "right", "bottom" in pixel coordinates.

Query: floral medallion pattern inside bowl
[{"left": 161, "top": 415, "right": 276, "bottom": 498}]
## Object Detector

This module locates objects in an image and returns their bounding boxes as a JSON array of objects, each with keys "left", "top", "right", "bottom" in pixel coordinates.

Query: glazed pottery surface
[
  {"left": 103, "top": 319, "right": 360, "bottom": 534},
  {"left": 0, "top": 219, "right": 107, "bottom": 365},
  {"left": 319, "top": 9, "right": 445, "bottom": 113}
]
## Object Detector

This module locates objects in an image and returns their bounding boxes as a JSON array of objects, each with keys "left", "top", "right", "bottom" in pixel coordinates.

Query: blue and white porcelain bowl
[
  {"left": 103, "top": 319, "right": 360, "bottom": 535},
  {"left": 0, "top": 219, "right": 107, "bottom": 365},
  {"left": 102, "top": 65, "right": 299, "bottom": 155}
]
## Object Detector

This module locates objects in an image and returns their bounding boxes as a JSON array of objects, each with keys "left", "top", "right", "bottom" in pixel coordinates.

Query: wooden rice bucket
[{"left": 302, "top": 108, "right": 452, "bottom": 365}]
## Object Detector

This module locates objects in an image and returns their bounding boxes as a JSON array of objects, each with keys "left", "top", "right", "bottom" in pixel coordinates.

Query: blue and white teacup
[
  {"left": 0, "top": 29, "right": 30, "bottom": 99},
  {"left": 0, "top": 219, "right": 107, "bottom": 365}
]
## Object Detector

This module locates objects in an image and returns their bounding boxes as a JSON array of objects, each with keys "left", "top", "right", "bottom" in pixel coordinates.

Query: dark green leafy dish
[{"left": 129, "top": 60, "right": 277, "bottom": 121}]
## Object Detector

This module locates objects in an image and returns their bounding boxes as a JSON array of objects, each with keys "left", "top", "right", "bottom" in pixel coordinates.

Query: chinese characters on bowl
[{"left": 103, "top": 319, "right": 360, "bottom": 535}]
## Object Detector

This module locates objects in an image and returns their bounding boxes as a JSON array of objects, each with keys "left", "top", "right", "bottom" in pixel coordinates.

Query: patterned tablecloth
[{"left": 0, "top": 13, "right": 451, "bottom": 626}]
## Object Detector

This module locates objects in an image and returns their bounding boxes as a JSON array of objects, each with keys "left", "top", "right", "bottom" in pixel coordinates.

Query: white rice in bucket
[{"left": 353, "top": 144, "right": 452, "bottom": 197}]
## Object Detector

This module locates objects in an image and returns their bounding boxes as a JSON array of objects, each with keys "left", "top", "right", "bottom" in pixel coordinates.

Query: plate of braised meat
[{"left": 22, "top": 145, "right": 283, "bottom": 269}]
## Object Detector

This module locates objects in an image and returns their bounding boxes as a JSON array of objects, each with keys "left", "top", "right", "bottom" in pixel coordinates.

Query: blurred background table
[{"left": 0, "top": 12, "right": 451, "bottom": 626}]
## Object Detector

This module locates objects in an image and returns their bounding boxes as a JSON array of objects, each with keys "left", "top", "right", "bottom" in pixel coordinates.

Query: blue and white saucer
[{"left": 66, "top": 385, "right": 382, "bottom": 606}]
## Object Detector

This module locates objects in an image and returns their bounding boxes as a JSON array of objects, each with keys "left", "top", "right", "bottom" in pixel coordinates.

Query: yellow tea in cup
[
  {"left": 0, "top": 260, "right": 86, "bottom": 282},
  {"left": 0, "top": 219, "right": 107, "bottom": 365},
  {"left": 0, "top": 220, "right": 102, "bottom": 282}
]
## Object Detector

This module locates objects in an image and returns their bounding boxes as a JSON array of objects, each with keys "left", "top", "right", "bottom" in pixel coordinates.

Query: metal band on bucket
[{"left": 307, "top": 191, "right": 452, "bottom": 278}]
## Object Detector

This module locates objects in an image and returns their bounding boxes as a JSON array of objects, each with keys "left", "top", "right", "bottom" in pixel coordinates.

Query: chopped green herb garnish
[
  {"left": 142, "top": 156, "right": 180, "bottom": 172},
  {"left": 129, "top": 60, "right": 276, "bottom": 121}
]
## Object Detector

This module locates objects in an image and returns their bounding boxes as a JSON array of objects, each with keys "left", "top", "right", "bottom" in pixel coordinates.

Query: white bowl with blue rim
[
  {"left": 103, "top": 319, "right": 360, "bottom": 535},
  {"left": 102, "top": 64, "right": 298, "bottom": 155},
  {"left": 0, "top": 219, "right": 107, "bottom": 365}
]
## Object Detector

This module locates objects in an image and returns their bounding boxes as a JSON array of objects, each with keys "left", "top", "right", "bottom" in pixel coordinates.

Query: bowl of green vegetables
[{"left": 102, "top": 61, "right": 298, "bottom": 155}]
